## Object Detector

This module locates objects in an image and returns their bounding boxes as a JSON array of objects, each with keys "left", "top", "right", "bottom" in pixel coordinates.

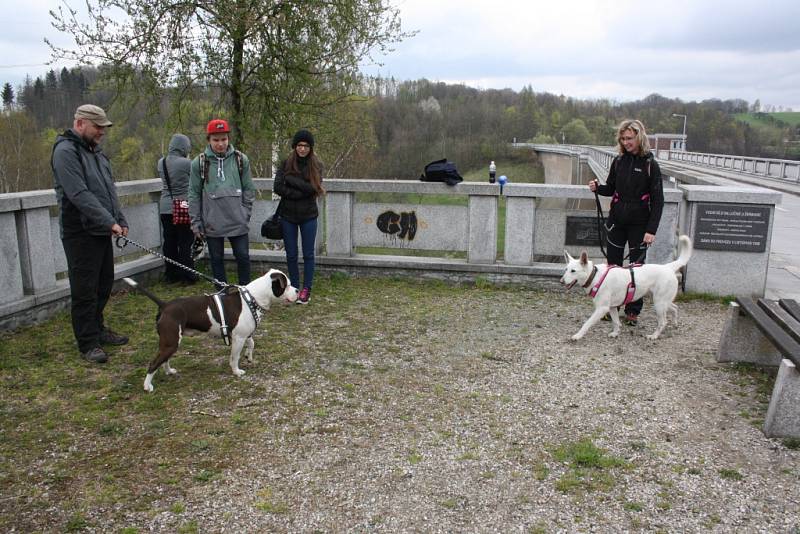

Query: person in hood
[
  {"left": 157, "top": 133, "right": 197, "bottom": 284},
  {"left": 273, "top": 129, "right": 325, "bottom": 304},
  {"left": 51, "top": 104, "right": 129, "bottom": 364},
  {"left": 188, "top": 119, "right": 255, "bottom": 285},
  {"left": 588, "top": 119, "right": 664, "bottom": 326}
]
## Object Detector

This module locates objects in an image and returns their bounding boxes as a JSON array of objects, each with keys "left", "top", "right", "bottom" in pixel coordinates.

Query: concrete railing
[
  {"left": 668, "top": 150, "right": 800, "bottom": 183},
  {"left": 0, "top": 164, "right": 782, "bottom": 330}
]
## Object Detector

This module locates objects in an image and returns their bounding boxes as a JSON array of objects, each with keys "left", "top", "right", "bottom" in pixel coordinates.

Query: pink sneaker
[{"left": 297, "top": 287, "right": 310, "bottom": 304}]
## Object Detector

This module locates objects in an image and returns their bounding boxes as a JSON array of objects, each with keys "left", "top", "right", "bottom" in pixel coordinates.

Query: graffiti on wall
[{"left": 376, "top": 210, "right": 417, "bottom": 241}]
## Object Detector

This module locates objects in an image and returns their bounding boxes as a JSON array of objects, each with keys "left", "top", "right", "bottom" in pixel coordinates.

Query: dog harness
[
  {"left": 587, "top": 264, "right": 641, "bottom": 306},
  {"left": 239, "top": 286, "right": 264, "bottom": 328},
  {"left": 209, "top": 286, "right": 265, "bottom": 346},
  {"left": 211, "top": 291, "right": 232, "bottom": 346}
]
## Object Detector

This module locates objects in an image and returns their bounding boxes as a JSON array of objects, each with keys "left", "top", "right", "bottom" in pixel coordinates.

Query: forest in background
[{"left": 1, "top": 67, "right": 799, "bottom": 193}]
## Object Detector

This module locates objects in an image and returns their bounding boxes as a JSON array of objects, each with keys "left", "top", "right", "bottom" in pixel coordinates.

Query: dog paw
[
  {"left": 144, "top": 383, "right": 154, "bottom": 393},
  {"left": 646, "top": 333, "right": 659, "bottom": 340},
  {"left": 233, "top": 369, "right": 246, "bottom": 377},
  {"left": 570, "top": 334, "right": 582, "bottom": 341},
  {"left": 608, "top": 331, "right": 619, "bottom": 338},
  {"left": 166, "top": 368, "right": 178, "bottom": 375}
]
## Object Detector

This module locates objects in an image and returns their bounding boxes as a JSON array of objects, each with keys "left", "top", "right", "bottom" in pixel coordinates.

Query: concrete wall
[{"left": 0, "top": 156, "right": 782, "bottom": 330}]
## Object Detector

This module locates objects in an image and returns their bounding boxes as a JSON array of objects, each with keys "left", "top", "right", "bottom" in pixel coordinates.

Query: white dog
[
  {"left": 560, "top": 235, "right": 692, "bottom": 341},
  {"left": 124, "top": 269, "right": 298, "bottom": 392}
]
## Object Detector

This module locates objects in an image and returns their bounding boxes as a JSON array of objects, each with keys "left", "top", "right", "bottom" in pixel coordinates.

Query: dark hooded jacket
[
  {"left": 273, "top": 156, "right": 321, "bottom": 224},
  {"left": 597, "top": 151, "right": 664, "bottom": 235},
  {"left": 157, "top": 134, "right": 192, "bottom": 215},
  {"left": 52, "top": 129, "right": 128, "bottom": 238}
]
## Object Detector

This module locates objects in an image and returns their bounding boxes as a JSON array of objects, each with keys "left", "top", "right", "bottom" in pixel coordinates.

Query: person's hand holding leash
[
  {"left": 111, "top": 223, "right": 128, "bottom": 237},
  {"left": 643, "top": 232, "right": 656, "bottom": 245},
  {"left": 588, "top": 179, "right": 599, "bottom": 192}
]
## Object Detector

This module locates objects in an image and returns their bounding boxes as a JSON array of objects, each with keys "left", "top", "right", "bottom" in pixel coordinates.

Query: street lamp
[{"left": 672, "top": 113, "right": 687, "bottom": 150}]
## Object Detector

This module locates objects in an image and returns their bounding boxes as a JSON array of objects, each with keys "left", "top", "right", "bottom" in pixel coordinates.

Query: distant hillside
[{"left": 734, "top": 112, "right": 800, "bottom": 128}]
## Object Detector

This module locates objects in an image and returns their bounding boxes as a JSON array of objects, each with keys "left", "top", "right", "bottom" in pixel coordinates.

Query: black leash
[
  {"left": 593, "top": 189, "right": 608, "bottom": 260},
  {"left": 115, "top": 235, "right": 228, "bottom": 289}
]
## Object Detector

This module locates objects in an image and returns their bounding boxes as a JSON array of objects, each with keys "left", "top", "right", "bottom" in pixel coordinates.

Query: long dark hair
[{"left": 285, "top": 149, "right": 325, "bottom": 196}]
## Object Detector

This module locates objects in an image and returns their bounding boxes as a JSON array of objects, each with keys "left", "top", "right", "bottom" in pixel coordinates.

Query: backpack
[
  {"left": 419, "top": 158, "right": 463, "bottom": 186},
  {"left": 198, "top": 150, "right": 245, "bottom": 182}
]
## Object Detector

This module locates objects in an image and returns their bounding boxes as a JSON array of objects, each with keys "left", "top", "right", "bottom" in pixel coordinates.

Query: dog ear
[
  {"left": 579, "top": 251, "right": 588, "bottom": 265},
  {"left": 269, "top": 270, "right": 288, "bottom": 296},
  {"left": 563, "top": 250, "right": 573, "bottom": 263}
]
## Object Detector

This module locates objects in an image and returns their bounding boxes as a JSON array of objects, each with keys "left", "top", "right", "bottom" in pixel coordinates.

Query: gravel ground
[{"left": 102, "top": 287, "right": 800, "bottom": 532}]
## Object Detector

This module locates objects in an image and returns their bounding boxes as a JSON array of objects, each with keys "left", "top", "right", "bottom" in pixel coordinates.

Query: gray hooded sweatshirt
[{"left": 157, "top": 134, "right": 192, "bottom": 215}]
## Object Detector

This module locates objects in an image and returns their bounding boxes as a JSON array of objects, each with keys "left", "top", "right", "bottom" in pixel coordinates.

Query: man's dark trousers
[{"left": 62, "top": 234, "right": 115, "bottom": 353}]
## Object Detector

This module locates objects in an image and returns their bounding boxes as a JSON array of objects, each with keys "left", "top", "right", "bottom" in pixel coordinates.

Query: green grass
[
  {"left": 550, "top": 437, "right": 630, "bottom": 494},
  {"left": 3, "top": 274, "right": 499, "bottom": 531},
  {"left": 734, "top": 111, "right": 800, "bottom": 128}
]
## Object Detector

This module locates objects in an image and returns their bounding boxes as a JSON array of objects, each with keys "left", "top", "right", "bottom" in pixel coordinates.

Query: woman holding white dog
[
  {"left": 588, "top": 119, "right": 664, "bottom": 326},
  {"left": 273, "top": 129, "right": 325, "bottom": 304}
]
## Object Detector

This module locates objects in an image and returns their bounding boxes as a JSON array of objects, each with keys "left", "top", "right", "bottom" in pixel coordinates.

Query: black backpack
[{"left": 419, "top": 158, "right": 463, "bottom": 186}]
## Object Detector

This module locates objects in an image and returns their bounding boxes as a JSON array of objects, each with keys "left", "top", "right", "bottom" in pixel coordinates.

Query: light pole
[{"left": 672, "top": 113, "right": 687, "bottom": 150}]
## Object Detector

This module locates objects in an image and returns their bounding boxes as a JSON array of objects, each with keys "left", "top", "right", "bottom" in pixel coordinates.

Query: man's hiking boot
[
  {"left": 81, "top": 347, "right": 108, "bottom": 363},
  {"left": 624, "top": 313, "right": 638, "bottom": 326},
  {"left": 100, "top": 329, "right": 129, "bottom": 346}
]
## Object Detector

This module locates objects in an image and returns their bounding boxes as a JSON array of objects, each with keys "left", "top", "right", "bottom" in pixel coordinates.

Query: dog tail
[
  {"left": 123, "top": 277, "right": 166, "bottom": 309},
  {"left": 667, "top": 235, "right": 693, "bottom": 272}
]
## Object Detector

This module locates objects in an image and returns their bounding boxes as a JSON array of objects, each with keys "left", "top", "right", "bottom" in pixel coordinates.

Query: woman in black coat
[
  {"left": 273, "top": 129, "right": 325, "bottom": 304},
  {"left": 589, "top": 119, "right": 664, "bottom": 325}
]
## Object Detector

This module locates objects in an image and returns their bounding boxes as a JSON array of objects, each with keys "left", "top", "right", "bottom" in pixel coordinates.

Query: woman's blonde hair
[{"left": 616, "top": 119, "right": 651, "bottom": 156}]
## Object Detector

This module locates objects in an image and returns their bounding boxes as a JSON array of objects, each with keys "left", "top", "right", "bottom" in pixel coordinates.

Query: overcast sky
[{"left": 3, "top": 0, "right": 798, "bottom": 110}]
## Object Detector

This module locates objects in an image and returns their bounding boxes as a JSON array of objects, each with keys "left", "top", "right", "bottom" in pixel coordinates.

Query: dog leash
[
  {"left": 115, "top": 235, "right": 229, "bottom": 289},
  {"left": 593, "top": 189, "right": 608, "bottom": 260}
]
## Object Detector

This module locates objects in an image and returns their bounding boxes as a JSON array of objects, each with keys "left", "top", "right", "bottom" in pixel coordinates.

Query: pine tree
[{"left": 1, "top": 83, "right": 14, "bottom": 109}]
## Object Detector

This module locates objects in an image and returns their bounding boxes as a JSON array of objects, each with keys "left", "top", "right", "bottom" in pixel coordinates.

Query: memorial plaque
[
  {"left": 565, "top": 216, "right": 602, "bottom": 246},
  {"left": 694, "top": 203, "right": 770, "bottom": 252}
]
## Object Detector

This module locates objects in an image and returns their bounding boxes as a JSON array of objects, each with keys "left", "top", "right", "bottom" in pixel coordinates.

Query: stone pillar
[
  {"left": 468, "top": 195, "right": 497, "bottom": 264},
  {"left": 504, "top": 196, "right": 535, "bottom": 265},
  {"left": 763, "top": 359, "right": 800, "bottom": 438},
  {"left": 716, "top": 302, "right": 782, "bottom": 366},
  {"left": 325, "top": 191, "right": 353, "bottom": 257},
  {"left": 0, "top": 210, "right": 24, "bottom": 305},
  {"left": 16, "top": 205, "right": 56, "bottom": 294}
]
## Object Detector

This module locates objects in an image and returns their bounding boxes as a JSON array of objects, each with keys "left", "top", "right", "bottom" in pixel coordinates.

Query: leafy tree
[
  {"left": 1, "top": 83, "right": 13, "bottom": 109},
  {"left": 562, "top": 118, "right": 592, "bottom": 145},
  {"left": 49, "top": 0, "right": 409, "bottom": 149}
]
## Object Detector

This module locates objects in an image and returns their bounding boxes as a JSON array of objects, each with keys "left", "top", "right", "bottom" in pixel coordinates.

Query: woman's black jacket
[
  {"left": 596, "top": 152, "right": 664, "bottom": 235},
  {"left": 273, "top": 157, "right": 320, "bottom": 224}
]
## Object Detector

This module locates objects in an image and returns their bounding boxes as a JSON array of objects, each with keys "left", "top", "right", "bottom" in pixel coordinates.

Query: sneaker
[
  {"left": 99, "top": 329, "right": 129, "bottom": 346},
  {"left": 624, "top": 313, "right": 638, "bottom": 326},
  {"left": 81, "top": 347, "right": 108, "bottom": 363},
  {"left": 297, "top": 287, "right": 310, "bottom": 304}
]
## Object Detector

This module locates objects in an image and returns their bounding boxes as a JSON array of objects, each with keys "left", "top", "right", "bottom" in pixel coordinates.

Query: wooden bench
[{"left": 717, "top": 297, "right": 800, "bottom": 438}]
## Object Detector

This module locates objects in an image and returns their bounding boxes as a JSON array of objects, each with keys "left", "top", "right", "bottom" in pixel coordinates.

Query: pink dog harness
[{"left": 586, "top": 264, "right": 641, "bottom": 305}]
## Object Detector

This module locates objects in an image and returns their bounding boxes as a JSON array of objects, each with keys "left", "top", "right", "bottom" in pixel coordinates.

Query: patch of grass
[
  {"left": 719, "top": 468, "right": 744, "bottom": 481},
  {"left": 255, "top": 488, "right": 289, "bottom": 514},
  {"left": 408, "top": 451, "right": 423, "bottom": 465},
  {"left": 550, "top": 437, "right": 629, "bottom": 494},
  {"left": 675, "top": 292, "right": 734, "bottom": 305},
  {"left": 782, "top": 438, "right": 800, "bottom": 450},
  {"left": 623, "top": 501, "right": 644, "bottom": 512},
  {"left": 65, "top": 512, "right": 89, "bottom": 532}
]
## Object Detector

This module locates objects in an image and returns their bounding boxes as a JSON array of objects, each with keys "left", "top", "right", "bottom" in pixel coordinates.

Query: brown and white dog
[
  {"left": 124, "top": 269, "right": 298, "bottom": 392},
  {"left": 560, "top": 235, "right": 692, "bottom": 341}
]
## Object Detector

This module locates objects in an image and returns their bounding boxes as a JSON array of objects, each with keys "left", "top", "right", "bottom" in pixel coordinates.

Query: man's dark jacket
[{"left": 52, "top": 129, "right": 127, "bottom": 238}]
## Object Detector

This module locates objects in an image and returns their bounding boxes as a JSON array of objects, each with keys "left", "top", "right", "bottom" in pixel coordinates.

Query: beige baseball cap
[{"left": 74, "top": 104, "right": 113, "bottom": 127}]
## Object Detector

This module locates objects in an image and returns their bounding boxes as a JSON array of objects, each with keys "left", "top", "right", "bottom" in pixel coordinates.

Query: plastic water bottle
[{"left": 489, "top": 161, "right": 496, "bottom": 183}]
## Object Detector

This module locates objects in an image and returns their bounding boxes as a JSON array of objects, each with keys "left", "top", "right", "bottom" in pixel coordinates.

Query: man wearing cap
[
  {"left": 189, "top": 119, "right": 255, "bottom": 285},
  {"left": 52, "top": 104, "right": 129, "bottom": 364}
]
